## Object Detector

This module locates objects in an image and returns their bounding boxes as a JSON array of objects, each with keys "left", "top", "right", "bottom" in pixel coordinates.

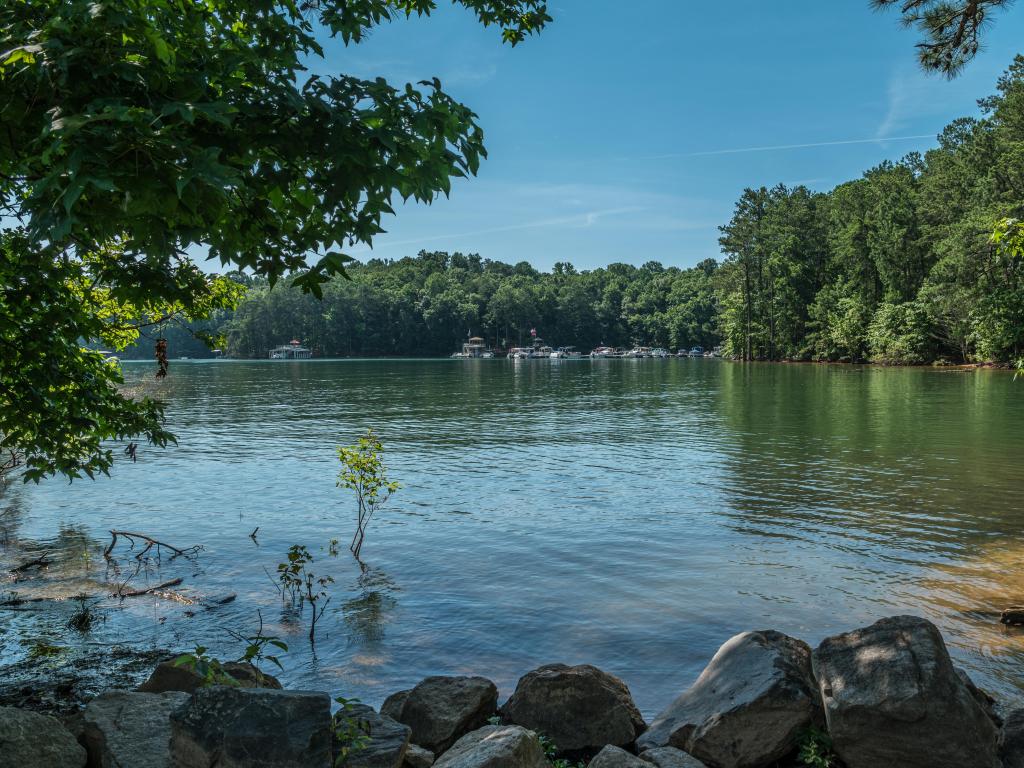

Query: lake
[{"left": 2, "top": 358, "right": 1023, "bottom": 717}]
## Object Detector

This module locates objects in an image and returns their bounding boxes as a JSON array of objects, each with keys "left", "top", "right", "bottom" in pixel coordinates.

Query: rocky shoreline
[{"left": 1, "top": 614, "right": 1021, "bottom": 768}]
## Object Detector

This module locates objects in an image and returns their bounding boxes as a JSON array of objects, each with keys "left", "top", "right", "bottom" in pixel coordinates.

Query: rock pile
[{"left": 0, "top": 615, "right": 1019, "bottom": 768}]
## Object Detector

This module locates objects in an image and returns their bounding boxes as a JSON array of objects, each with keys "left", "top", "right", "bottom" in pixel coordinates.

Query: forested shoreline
[{"left": 129, "top": 56, "right": 1024, "bottom": 365}]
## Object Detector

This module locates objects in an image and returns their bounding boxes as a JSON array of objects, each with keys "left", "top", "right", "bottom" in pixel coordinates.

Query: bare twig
[
  {"left": 11, "top": 552, "right": 51, "bottom": 573},
  {"left": 103, "top": 530, "right": 202, "bottom": 561},
  {"left": 116, "top": 577, "right": 184, "bottom": 598}
]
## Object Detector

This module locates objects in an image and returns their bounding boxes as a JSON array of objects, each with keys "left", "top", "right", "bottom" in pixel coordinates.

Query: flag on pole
[{"left": 530, "top": 328, "right": 537, "bottom": 337}]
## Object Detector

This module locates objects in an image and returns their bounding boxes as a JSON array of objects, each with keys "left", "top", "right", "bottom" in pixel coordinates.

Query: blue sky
[{"left": 316, "top": 0, "right": 1024, "bottom": 271}]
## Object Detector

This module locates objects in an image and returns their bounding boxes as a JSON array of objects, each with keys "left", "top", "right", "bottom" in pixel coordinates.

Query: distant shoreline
[{"left": 116, "top": 357, "right": 1017, "bottom": 371}]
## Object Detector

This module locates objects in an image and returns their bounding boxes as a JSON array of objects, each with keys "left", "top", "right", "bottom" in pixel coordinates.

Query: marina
[{"left": 450, "top": 333, "right": 723, "bottom": 360}]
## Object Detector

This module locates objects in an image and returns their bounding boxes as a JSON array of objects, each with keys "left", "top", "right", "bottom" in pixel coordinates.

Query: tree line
[{"left": 135, "top": 56, "right": 1024, "bottom": 365}]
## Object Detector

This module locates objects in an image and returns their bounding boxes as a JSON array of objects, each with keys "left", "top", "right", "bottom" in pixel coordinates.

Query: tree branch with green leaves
[{"left": 0, "top": 0, "right": 548, "bottom": 480}]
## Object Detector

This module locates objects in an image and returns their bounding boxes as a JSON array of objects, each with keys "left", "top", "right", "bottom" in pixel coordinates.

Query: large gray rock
[
  {"left": 433, "top": 725, "right": 546, "bottom": 768},
  {"left": 169, "top": 686, "right": 332, "bottom": 768},
  {"left": 812, "top": 615, "right": 1000, "bottom": 768},
  {"left": 81, "top": 690, "right": 189, "bottom": 768},
  {"left": 388, "top": 676, "right": 498, "bottom": 754},
  {"left": 1001, "top": 708, "right": 1024, "bottom": 768},
  {"left": 339, "top": 703, "right": 412, "bottom": 768},
  {"left": 588, "top": 745, "right": 650, "bottom": 768},
  {"left": 137, "top": 660, "right": 282, "bottom": 694},
  {"left": 637, "top": 746, "right": 708, "bottom": 768},
  {"left": 638, "top": 630, "right": 820, "bottom": 768},
  {"left": 0, "top": 706, "right": 87, "bottom": 768},
  {"left": 956, "top": 667, "right": 1002, "bottom": 727},
  {"left": 382, "top": 690, "right": 410, "bottom": 722},
  {"left": 404, "top": 743, "right": 436, "bottom": 768},
  {"left": 500, "top": 664, "right": 645, "bottom": 754}
]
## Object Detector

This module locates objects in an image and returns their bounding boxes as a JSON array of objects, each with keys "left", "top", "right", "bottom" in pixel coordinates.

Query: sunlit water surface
[{"left": 2, "top": 359, "right": 1024, "bottom": 716}]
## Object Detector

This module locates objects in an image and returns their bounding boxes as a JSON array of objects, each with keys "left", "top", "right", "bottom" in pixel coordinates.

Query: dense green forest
[{"left": 133, "top": 55, "right": 1024, "bottom": 365}]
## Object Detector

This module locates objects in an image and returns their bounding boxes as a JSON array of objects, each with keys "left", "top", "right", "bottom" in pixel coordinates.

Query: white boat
[
  {"left": 530, "top": 345, "right": 553, "bottom": 359},
  {"left": 481, "top": 351, "right": 494, "bottom": 358},
  {"left": 688, "top": 346, "right": 705, "bottom": 357},
  {"left": 453, "top": 336, "right": 494, "bottom": 358},
  {"left": 624, "top": 347, "right": 651, "bottom": 358},
  {"left": 590, "top": 346, "right": 616, "bottom": 358},
  {"left": 508, "top": 347, "right": 532, "bottom": 359},
  {"left": 650, "top": 348, "right": 669, "bottom": 358},
  {"left": 550, "top": 346, "right": 581, "bottom": 359}
]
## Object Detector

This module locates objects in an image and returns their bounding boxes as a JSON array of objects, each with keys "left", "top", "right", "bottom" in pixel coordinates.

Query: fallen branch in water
[
  {"left": 116, "top": 577, "right": 183, "bottom": 598},
  {"left": 10, "top": 552, "right": 52, "bottom": 574},
  {"left": 0, "top": 595, "right": 46, "bottom": 607},
  {"left": 103, "top": 531, "right": 201, "bottom": 562}
]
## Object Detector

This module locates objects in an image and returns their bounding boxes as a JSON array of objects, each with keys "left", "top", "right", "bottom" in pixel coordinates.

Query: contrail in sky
[{"left": 647, "top": 134, "right": 935, "bottom": 159}]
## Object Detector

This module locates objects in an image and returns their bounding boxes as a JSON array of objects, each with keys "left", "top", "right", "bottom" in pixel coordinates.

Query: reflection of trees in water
[
  {"left": 341, "top": 566, "right": 398, "bottom": 645},
  {"left": 0, "top": 494, "right": 28, "bottom": 550},
  {"left": 713, "top": 363, "right": 1023, "bottom": 550}
]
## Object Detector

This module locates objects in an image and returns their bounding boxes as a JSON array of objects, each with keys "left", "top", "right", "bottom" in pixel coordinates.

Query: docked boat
[
  {"left": 452, "top": 336, "right": 494, "bottom": 359},
  {"left": 508, "top": 347, "right": 532, "bottom": 359},
  {"left": 650, "top": 348, "right": 669, "bottom": 358},
  {"left": 550, "top": 346, "right": 582, "bottom": 359},
  {"left": 624, "top": 347, "right": 652, "bottom": 358},
  {"left": 688, "top": 346, "right": 705, "bottom": 357},
  {"left": 269, "top": 340, "right": 312, "bottom": 359},
  {"left": 590, "top": 346, "right": 616, "bottom": 358}
]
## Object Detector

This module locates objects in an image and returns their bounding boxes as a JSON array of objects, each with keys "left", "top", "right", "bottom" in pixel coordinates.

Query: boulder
[
  {"left": 433, "top": 725, "right": 546, "bottom": 768},
  {"left": 588, "top": 745, "right": 650, "bottom": 768},
  {"left": 1000, "top": 708, "right": 1024, "bottom": 768},
  {"left": 637, "top": 630, "right": 820, "bottom": 768},
  {"left": 955, "top": 667, "right": 1002, "bottom": 727},
  {"left": 405, "top": 743, "right": 436, "bottom": 768},
  {"left": 137, "top": 659, "right": 282, "bottom": 694},
  {"left": 388, "top": 676, "right": 498, "bottom": 754},
  {"left": 169, "top": 686, "right": 332, "bottom": 768},
  {"left": 637, "top": 746, "right": 708, "bottom": 768},
  {"left": 80, "top": 690, "right": 189, "bottom": 768},
  {"left": 338, "top": 703, "right": 412, "bottom": 768},
  {"left": 0, "top": 705, "right": 87, "bottom": 768},
  {"left": 500, "top": 664, "right": 645, "bottom": 754},
  {"left": 812, "top": 615, "right": 1000, "bottom": 768},
  {"left": 382, "top": 690, "right": 411, "bottom": 722},
  {"left": 222, "top": 661, "right": 284, "bottom": 689}
]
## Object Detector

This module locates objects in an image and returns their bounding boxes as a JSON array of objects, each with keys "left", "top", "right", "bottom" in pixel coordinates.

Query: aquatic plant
[
  {"left": 174, "top": 619, "right": 289, "bottom": 687},
  {"left": 173, "top": 646, "right": 238, "bottom": 687},
  {"left": 277, "top": 544, "right": 334, "bottom": 643},
  {"left": 67, "top": 595, "right": 105, "bottom": 633},
  {"left": 337, "top": 429, "right": 400, "bottom": 562}
]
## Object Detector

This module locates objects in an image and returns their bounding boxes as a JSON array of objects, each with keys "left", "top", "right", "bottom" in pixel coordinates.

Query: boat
[
  {"left": 452, "top": 336, "right": 494, "bottom": 359},
  {"left": 530, "top": 345, "right": 553, "bottom": 359},
  {"left": 550, "top": 346, "right": 582, "bottom": 359},
  {"left": 269, "top": 339, "right": 312, "bottom": 359},
  {"left": 508, "top": 347, "right": 532, "bottom": 359},
  {"left": 590, "top": 346, "right": 616, "bottom": 358},
  {"left": 688, "top": 346, "right": 705, "bottom": 357},
  {"left": 650, "top": 348, "right": 669, "bottom": 358},
  {"left": 624, "top": 346, "right": 651, "bottom": 358}
]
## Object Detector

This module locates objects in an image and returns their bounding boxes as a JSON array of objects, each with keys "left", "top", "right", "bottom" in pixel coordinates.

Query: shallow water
[{"left": 2, "top": 358, "right": 1024, "bottom": 716}]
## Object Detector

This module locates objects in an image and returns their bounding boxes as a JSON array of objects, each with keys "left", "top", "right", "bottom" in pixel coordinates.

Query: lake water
[{"left": 2, "top": 358, "right": 1024, "bottom": 716}]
